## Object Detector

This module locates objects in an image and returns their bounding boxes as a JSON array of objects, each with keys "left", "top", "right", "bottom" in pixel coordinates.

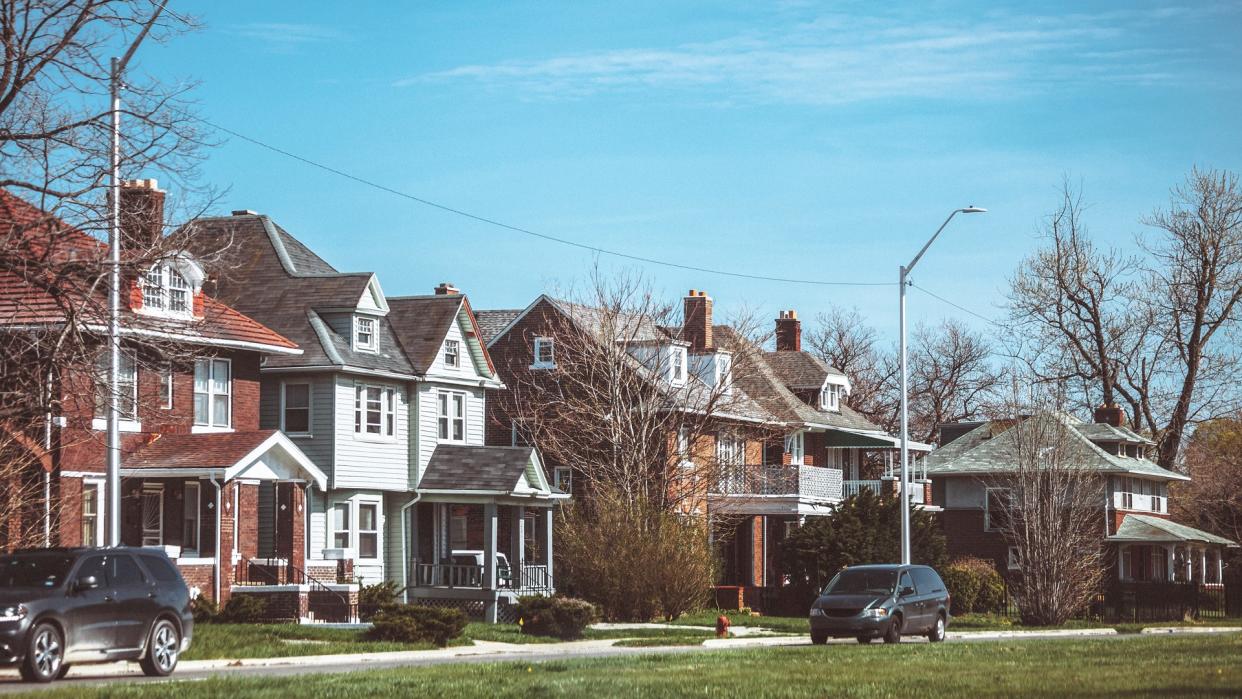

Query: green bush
[
  {"left": 516, "top": 596, "right": 598, "bottom": 639},
  {"left": 366, "top": 605, "right": 467, "bottom": 648},
  {"left": 942, "top": 557, "right": 1007, "bottom": 614},
  {"left": 190, "top": 595, "right": 219, "bottom": 623},
  {"left": 219, "top": 594, "right": 271, "bottom": 623},
  {"left": 359, "top": 580, "right": 401, "bottom": 620}
]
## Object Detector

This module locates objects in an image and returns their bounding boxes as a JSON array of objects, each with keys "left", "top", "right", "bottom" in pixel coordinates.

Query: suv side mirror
[
  {"left": 75, "top": 575, "right": 101, "bottom": 592},
  {"left": 900, "top": 585, "right": 916, "bottom": 597}
]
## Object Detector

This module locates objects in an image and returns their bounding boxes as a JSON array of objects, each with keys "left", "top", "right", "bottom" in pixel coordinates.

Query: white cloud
[
  {"left": 227, "top": 23, "right": 346, "bottom": 52},
  {"left": 397, "top": 6, "right": 1232, "bottom": 105}
]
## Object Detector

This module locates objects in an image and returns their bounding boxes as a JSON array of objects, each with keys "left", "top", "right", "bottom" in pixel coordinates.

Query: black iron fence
[{"left": 991, "top": 580, "right": 1234, "bottom": 623}]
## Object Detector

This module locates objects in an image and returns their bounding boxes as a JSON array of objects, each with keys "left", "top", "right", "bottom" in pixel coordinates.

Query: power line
[
  {"left": 910, "top": 282, "right": 1002, "bottom": 326},
  {"left": 194, "top": 116, "right": 896, "bottom": 288}
]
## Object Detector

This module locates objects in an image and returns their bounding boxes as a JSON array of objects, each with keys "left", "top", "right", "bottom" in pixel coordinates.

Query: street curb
[
  {"left": 1140, "top": 626, "right": 1242, "bottom": 635},
  {"left": 949, "top": 628, "right": 1117, "bottom": 640}
]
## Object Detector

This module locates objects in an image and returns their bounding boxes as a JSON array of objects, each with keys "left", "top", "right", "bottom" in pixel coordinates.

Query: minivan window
[
  {"left": 912, "top": 567, "right": 944, "bottom": 593},
  {"left": 823, "top": 569, "right": 897, "bottom": 596},
  {"left": 140, "top": 555, "right": 182, "bottom": 583},
  {"left": 0, "top": 555, "right": 75, "bottom": 588},
  {"left": 899, "top": 571, "right": 915, "bottom": 594},
  {"left": 111, "top": 555, "right": 146, "bottom": 586}
]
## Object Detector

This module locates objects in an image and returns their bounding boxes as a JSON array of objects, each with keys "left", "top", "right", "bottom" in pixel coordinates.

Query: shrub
[
  {"left": 942, "top": 557, "right": 1006, "bottom": 614},
  {"left": 365, "top": 605, "right": 467, "bottom": 648},
  {"left": 516, "top": 596, "right": 598, "bottom": 639},
  {"left": 219, "top": 594, "right": 271, "bottom": 623},
  {"left": 359, "top": 580, "right": 401, "bottom": 620},
  {"left": 190, "top": 595, "right": 219, "bottom": 623}
]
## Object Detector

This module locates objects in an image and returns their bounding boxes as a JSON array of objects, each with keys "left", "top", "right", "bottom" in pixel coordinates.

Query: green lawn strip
[
  {"left": 184, "top": 624, "right": 446, "bottom": 660},
  {"left": 464, "top": 622, "right": 715, "bottom": 644},
  {"left": 950, "top": 613, "right": 1242, "bottom": 634},
  {"left": 612, "top": 637, "right": 705, "bottom": 648},
  {"left": 39, "top": 634, "right": 1242, "bottom": 698},
  {"left": 668, "top": 609, "right": 809, "bottom": 634}
]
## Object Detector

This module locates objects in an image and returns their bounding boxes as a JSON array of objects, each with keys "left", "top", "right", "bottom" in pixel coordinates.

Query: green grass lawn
[
  {"left": 41, "top": 633, "right": 1242, "bottom": 698},
  {"left": 184, "top": 624, "right": 447, "bottom": 660},
  {"left": 668, "top": 609, "right": 808, "bottom": 633},
  {"left": 464, "top": 622, "right": 715, "bottom": 644}
]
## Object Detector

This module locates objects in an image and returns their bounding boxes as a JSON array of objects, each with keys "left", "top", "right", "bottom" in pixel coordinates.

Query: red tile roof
[
  {"left": 0, "top": 190, "right": 298, "bottom": 353},
  {"left": 125, "top": 430, "right": 279, "bottom": 470}
]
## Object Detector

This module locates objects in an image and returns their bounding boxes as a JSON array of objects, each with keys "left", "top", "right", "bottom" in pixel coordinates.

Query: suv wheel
[
  {"left": 139, "top": 619, "right": 181, "bottom": 677},
  {"left": 811, "top": 631, "right": 828, "bottom": 645},
  {"left": 20, "top": 622, "right": 63, "bottom": 683},
  {"left": 927, "top": 614, "right": 946, "bottom": 643},
  {"left": 883, "top": 614, "right": 902, "bottom": 644}
]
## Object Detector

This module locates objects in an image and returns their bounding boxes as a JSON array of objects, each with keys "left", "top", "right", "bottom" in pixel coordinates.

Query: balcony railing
[
  {"left": 711, "top": 464, "right": 843, "bottom": 501},
  {"left": 414, "top": 562, "right": 553, "bottom": 595},
  {"left": 843, "top": 479, "right": 882, "bottom": 498}
]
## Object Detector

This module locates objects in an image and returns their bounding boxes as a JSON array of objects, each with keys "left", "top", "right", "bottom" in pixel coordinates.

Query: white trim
[
  {"left": 191, "top": 425, "right": 235, "bottom": 434},
  {"left": 182, "top": 480, "right": 202, "bottom": 557},
  {"left": 353, "top": 315, "right": 377, "bottom": 352},
  {"left": 119, "top": 432, "right": 328, "bottom": 489},
  {"left": 531, "top": 336, "right": 556, "bottom": 369},
  {"left": 91, "top": 417, "right": 142, "bottom": 432},
  {"left": 193, "top": 357, "right": 233, "bottom": 429},
  {"left": 436, "top": 389, "right": 467, "bottom": 443},
  {"left": 141, "top": 484, "right": 165, "bottom": 547},
  {"left": 353, "top": 382, "right": 396, "bottom": 440},
  {"left": 444, "top": 338, "right": 461, "bottom": 368}
]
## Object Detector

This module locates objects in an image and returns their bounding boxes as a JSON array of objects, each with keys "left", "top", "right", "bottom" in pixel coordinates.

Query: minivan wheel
[
  {"left": 139, "top": 619, "right": 180, "bottom": 677},
  {"left": 883, "top": 615, "right": 902, "bottom": 644},
  {"left": 928, "top": 614, "right": 946, "bottom": 643},
  {"left": 20, "top": 622, "right": 63, "bottom": 683},
  {"left": 856, "top": 636, "right": 873, "bottom": 644},
  {"left": 811, "top": 631, "right": 828, "bottom": 645}
]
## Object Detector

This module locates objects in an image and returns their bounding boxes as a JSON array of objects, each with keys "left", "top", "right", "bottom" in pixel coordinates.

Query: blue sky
[{"left": 145, "top": 1, "right": 1241, "bottom": 341}]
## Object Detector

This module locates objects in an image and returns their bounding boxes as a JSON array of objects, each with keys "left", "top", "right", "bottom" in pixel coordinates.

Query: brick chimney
[
  {"left": 1093, "top": 403, "right": 1125, "bottom": 428},
  {"left": 434, "top": 282, "right": 460, "bottom": 295},
  {"left": 775, "top": 310, "right": 801, "bottom": 351},
  {"left": 119, "top": 179, "right": 165, "bottom": 249},
  {"left": 683, "top": 290, "right": 712, "bottom": 352}
]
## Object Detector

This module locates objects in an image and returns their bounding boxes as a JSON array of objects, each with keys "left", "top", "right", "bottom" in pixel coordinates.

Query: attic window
[
  {"left": 820, "top": 384, "right": 842, "bottom": 411},
  {"left": 717, "top": 354, "right": 733, "bottom": 395},
  {"left": 444, "top": 339, "right": 460, "bottom": 368},
  {"left": 670, "top": 346, "right": 687, "bottom": 386},
  {"left": 532, "top": 337, "right": 555, "bottom": 369},
  {"left": 140, "top": 264, "right": 191, "bottom": 316},
  {"left": 354, "top": 316, "right": 376, "bottom": 352}
]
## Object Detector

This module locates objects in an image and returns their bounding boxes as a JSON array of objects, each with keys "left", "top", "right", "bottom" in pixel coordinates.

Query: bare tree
[
  {"left": 806, "top": 306, "right": 897, "bottom": 426},
  {"left": 991, "top": 404, "right": 1106, "bottom": 626},
  {"left": 1005, "top": 170, "right": 1242, "bottom": 469},
  {"left": 1172, "top": 415, "right": 1242, "bottom": 557}
]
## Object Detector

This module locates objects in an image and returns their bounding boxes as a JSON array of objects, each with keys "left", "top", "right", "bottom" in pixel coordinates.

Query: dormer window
[
  {"left": 670, "top": 346, "right": 687, "bottom": 386},
  {"left": 820, "top": 383, "right": 842, "bottom": 411},
  {"left": 717, "top": 354, "right": 733, "bottom": 396},
  {"left": 140, "top": 264, "right": 192, "bottom": 316},
  {"left": 444, "top": 339, "right": 460, "bottom": 368},
  {"left": 354, "top": 316, "right": 376, "bottom": 352}
]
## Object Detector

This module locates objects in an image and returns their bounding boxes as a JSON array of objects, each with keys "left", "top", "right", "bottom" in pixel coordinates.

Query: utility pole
[{"left": 105, "top": 3, "right": 167, "bottom": 547}]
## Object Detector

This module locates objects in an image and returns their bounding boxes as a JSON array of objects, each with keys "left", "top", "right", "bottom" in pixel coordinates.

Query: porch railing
[
  {"left": 414, "top": 562, "right": 553, "bottom": 594},
  {"left": 843, "top": 480, "right": 882, "bottom": 498},
  {"left": 711, "top": 464, "right": 843, "bottom": 501},
  {"left": 235, "top": 555, "right": 358, "bottom": 622}
]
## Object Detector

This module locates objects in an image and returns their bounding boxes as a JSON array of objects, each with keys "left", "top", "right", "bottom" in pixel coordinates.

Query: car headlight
[
  {"left": 0, "top": 605, "right": 27, "bottom": 622},
  {"left": 863, "top": 607, "right": 889, "bottom": 619},
  {"left": 809, "top": 607, "right": 826, "bottom": 617}
]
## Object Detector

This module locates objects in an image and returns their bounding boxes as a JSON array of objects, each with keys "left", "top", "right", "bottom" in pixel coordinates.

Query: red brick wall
[
  {"left": 177, "top": 564, "right": 214, "bottom": 600},
  {"left": 237, "top": 483, "right": 258, "bottom": 559},
  {"left": 939, "top": 509, "right": 1011, "bottom": 572},
  {"left": 750, "top": 516, "right": 765, "bottom": 586}
]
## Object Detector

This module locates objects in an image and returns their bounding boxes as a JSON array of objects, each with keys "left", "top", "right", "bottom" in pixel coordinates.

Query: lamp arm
[{"left": 904, "top": 209, "right": 961, "bottom": 275}]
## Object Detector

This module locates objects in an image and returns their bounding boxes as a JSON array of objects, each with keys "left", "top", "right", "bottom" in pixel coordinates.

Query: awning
[
  {"left": 1109, "top": 514, "right": 1238, "bottom": 547},
  {"left": 822, "top": 426, "right": 934, "bottom": 452}
]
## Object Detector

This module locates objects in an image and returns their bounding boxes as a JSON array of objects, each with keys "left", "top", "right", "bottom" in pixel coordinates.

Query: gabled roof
[
  {"left": 923, "top": 412, "right": 1189, "bottom": 481},
  {"left": 763, "top": 350, "right": 846, "bottom": 389},
  {"left": 475, "top": 309, "right": 522, "bottom": 344},
  {"left": 1110, "top": 514, "right": 1237, "bottom": 547},
  {"left": 0, "top": 191, "right": 299, "bottom": 354},
  {"left": 419, "top": 445, "right": 564, "bottom": 499},
  {"left": 122, "top": 430, "right": 327, "bottom": 489}
]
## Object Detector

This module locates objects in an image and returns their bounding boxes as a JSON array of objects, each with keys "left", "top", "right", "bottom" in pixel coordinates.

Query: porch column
[
  {"left": 1166, "top": 544, "right": 1176, "bottom": 582},
  {"left": 290, "top": 484, "right": 306, "bottom": 578},
  {"left": 543, "top": 507, "right": 554, "bottom": 591},
  {"left": 509, "top": 506, "right": 525, "bottom": 587},
  {"left": 483, "top": 503, "right": 498, "bottom": 623},
  {"left": 1200, "top": 548, "right": 1207, "bottom": 583},
  {"left": 1217, "top": 550, "right": 1225, "bottom": 584}
]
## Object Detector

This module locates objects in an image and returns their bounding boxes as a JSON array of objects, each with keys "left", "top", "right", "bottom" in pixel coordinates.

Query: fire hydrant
[{"left": 716, "top": 614, "right": 731, "bottom": 638}]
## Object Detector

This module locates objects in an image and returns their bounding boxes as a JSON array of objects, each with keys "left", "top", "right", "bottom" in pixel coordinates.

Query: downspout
[
  {"left": 43, "top": 370, "right": 54, "bottom": 546},
  {"left": 399, "top": 492, "right": 421, "bottom": 604},
  {"left": 210, "top": 477, "right": 222, "bottom": 603}
]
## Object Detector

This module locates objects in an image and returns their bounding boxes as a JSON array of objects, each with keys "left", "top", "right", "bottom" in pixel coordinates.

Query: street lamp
[{"left": 898, "top": 206, "right": 986, "bottom": 564}]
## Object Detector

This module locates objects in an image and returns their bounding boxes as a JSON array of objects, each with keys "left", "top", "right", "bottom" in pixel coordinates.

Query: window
[
  {"left": 785, "top": 431, "right": 805, "bottom": 465},
  {"left": 717, "top": 355, "right": 733, "bottom": 395},
  {"left": 1007, "top": 546, "right": 1022, "bottom": 570},
  {"left": 139, "top": 555, "right": 182, "bottom": 583},
  {"left": 533, "top": 337, "right": 555, "bottom": 368},
  {"left": 820, "top": 383, "right": 842, "bottom": 411},
  {"left": 716, "top": 432, "right": 745, "bottom": 466},
  {"left": 553, "top": 467, "right": 573, "bottom": 494},
  {"left": 523, "top": 513, "right": 538, "bottom": 560},
  {"left": 984, "top": 487, "right": 1011, "bottom": 532},
  {"left": 358, "top": 503, "right": 379, "bottom": 559},
  {"left": 282, "top": 382, "right": 311, "bottom": 434},
  {"left": 354, "top": 384, "right": 395, "bottom": 437},
  {"left": 437, "top": 391, "right": 466, "bottom": 442},
  {"left": 899, "top": 571, "right": 915, "bottom": 594},
  {"left": 81, "top": 483, "right": 101, "bottom": 547},
  {"left": 140, "top": 264, "right": 191, "bottom": 316},
  {"left": 182, "top": 481, "right": 200, "bottom": 556},
  {"left": 160, "top": 365, "right": 174, "bottom": 409},
  {"left": 444, "top": 339, "right": 460, "bottom": 368},
  {"left": 671, "top": 347, "right": 686, "bottom": 384},
  {"left": 677, "top": 425, "right": 691, "bottom": 458},
  {"left": 111, "top": 555, "right": 146, "bottom": 587},
  {"left": 193, "top": 358, "right": 231, "bottom": 428},
  {"left": 354, "top": 316, "right": 376, "bottom": 351},
  {"left": 331, "top": 503, "right": 351, "bottom": 549},
  {"left": 510, "top": 420, "right": 532, "bottom": 447},
  {"left": 94, "top": 351, "right": 138, "bottom": 420},
  {"left": 912, "top": 567, "right": 945, "bottom": 592},
  {"left": 450, "top": 513, "right": 468, "bottom": 550},
  {"left": 141, "top": 485, "right": 164, "bottom": 547}
]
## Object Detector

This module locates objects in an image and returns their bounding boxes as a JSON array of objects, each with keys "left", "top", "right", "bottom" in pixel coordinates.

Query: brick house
[
  {"left": 926, "top": 408, "right": 1237, "bottom": 585},
  {"left": 181, "top": 213, "right": 565, "bottom": 622},
  {"left": 478, "top": 290, "right": 926, "bottom": 609},
  {"left": 0, "top": 184, "right": 330, "bottom": 615}
]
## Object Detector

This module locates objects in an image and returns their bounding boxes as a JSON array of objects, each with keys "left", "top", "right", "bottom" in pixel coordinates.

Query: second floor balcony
[{"left": 710, "top": 464, "right": 843, "bottom": 505}]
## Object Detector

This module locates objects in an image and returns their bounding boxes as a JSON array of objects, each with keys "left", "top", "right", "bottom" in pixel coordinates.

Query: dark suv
[
  {"left": 0, "top": 547, "right": 194, "bottom": 683},
  {"left": 808, "top": 564, "right": 950, "bottom": 645}
]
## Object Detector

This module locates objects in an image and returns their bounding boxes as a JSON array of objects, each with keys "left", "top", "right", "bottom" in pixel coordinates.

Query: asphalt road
[{"left": 0, "top": 630, "right": 1186, "bottom": 695}]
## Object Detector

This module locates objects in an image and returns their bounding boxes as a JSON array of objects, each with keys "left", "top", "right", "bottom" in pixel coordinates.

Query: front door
[{"left": 63, "top": 555, "right": 115, "bottom": 656}]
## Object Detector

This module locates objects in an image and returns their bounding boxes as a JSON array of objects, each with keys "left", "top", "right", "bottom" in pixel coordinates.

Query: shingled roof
[
  {"left": 122, "top": 429, "right": 328, "bottom": 488},
  {"left": 474, "top": 309, "right": 522, "bottom": 344},
  {"left": 419, "top": 444, "right": 562, "bottom": 497},
  {"left": 763, "top": 350, "right": 845, "bottom": 389}
]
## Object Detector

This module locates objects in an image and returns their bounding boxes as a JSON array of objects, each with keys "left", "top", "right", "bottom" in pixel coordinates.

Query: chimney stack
[
  {"left": 1093, "top": 403, "right": 1125, "bottom": 428},
  {"left": 434, "top": 282, "right": 460, "bottom": 295},
  {"left": 683, "top": 290, "right": 713, "bottom": 352},
  {"left": 119, "top": 179, "right": 165, "bottom": 249},
  {"left": 775, "top": 310, "right": 801, "bottom": 351}
]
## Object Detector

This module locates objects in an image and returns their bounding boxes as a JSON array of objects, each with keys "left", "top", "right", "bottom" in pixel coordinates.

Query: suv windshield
[
  {"left": 0, "top": 554, "right": 76, "bottom": 589},
  {"left": 823, "top": 569, "right": 898, "bottom": 596}
]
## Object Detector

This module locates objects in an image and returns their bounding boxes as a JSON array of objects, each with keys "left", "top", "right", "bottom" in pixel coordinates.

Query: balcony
[
  {"left": 711, "top": 464, "right": 843, "bottom": 504},
  {"left": 843, "top": 479, "right": 882, "bottom": 498}
]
